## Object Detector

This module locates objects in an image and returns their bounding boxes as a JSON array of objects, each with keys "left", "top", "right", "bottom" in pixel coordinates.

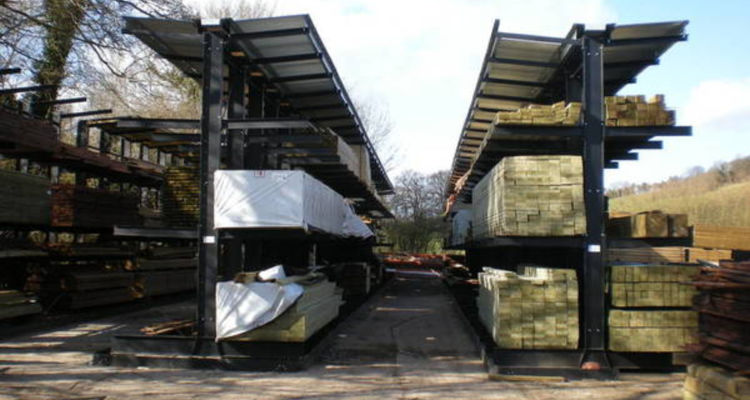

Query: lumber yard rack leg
[
  {"left": 225, "top": 62, "right": 248, "bottom": 279},
  {"left": 197, "top": 28, "right": 224, "bottom": 339},
  {"left": 581, "top": 34, "right": 610, "bottom": 371}
]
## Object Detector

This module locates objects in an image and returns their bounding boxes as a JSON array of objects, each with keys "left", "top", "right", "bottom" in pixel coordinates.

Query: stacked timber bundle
[
  {"left": 0, "top": 169, "right": 50, "bottom": 225},
  {"left": 130, "top": 246, "right": 197, "bottom": 298},
  {"left": 604, "top": 95, "right": 675, "bottom": 127},
  {"left": 691, "top": 260, "right": 750, "bottom": 373},
  {"left": 0, "top": 290, "right": 41, "bottom": 320},
  {"left": 608, "top": 264, "right": 699, "bottom": 352},
  {"left": 232, "top": 278, "right": 342, "bottom": 342},
  {"left": 683, "top": 363, "right": 750, "bottom": 400},
  {"left": 477, "top": 267, "right": 578, "bottom": 349},
  {"left": 494, "top": 101, "right": 581, "bottom": 125},
  {"left": 492, "top": 95, "right": 674, "bottom": 128},
  {"left": 350, "top": 144, "right": 373, "bottom": 188},
  {"left": 333, "top": 262, "right": 371, "bottom": 298},
  {"left": 472, "top": 155, "right": 585, "bottom": 237},
  {"left": 607, "top": 211, "right": 689, "bottom": 238},
  {"left": 60, "top": 269, "right": 136, "bottom": 309},
  {"left": 162, "top": 166, "right": 200, "bottom": 227},
  {"left": 51, "top": 184, "right": 139, "bottom": 227},
  {"left": 607, "top": 247, "right": 732, "bottom": 265},
  {"left": 693, "top": 225, "right": 750, "bottom": 252}
]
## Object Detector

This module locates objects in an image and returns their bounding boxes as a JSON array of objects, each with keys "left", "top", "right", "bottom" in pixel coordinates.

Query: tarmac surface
[{"left": 0, "top": 273, "right": 685, "bottom": 399}]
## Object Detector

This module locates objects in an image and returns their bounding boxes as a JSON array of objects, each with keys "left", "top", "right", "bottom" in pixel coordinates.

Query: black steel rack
[
  {"left": 445, "top": 20, "right": 691, "bottom": 377},
  {"left": 107, "top": 15, "right": 394, "bottom": 368}
]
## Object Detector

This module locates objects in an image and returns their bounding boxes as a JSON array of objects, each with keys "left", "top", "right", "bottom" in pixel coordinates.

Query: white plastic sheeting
[
  {"left": 451, "top": 209, "right": 472, "bottom": 246},
  {"left": 214, "top": 170, "right": 372, "bottom": 238},
  {"left": 215, "top": 265, "right": 303, "bottom": 340}
]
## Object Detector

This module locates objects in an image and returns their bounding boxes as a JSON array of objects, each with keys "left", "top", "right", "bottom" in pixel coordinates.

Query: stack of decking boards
[
  {"left": 0, "top": 290, "right": 41, "bottom": 320},
  {"left": 472, "top": 155, "right": 585, "bottom": 237},
  {"left": 684, "top": 260, "right": 750, "bottom": 400},
  {"left": 232, "top": 277, "right": 342, "bottom": 342},
  {"left": 608, "top": 211, "right": 689, "bottom": 238},
  {"left": 477, "top": 267, "right": 579, "bottom": 349},
  {"left": 608, "top": 264, "right": 699, "bottom": 352},
  {"left": 0, "top": 169, "right": 50, "bottom": 225},
  {"left": 492, "top": 95, "right": 673, "bottom": 127},
  {"left": 51, "top": 184, "right": 139, "bottom": 227},
  {"left": 162, "top": 166, "right": 200, "bottom": 227}
]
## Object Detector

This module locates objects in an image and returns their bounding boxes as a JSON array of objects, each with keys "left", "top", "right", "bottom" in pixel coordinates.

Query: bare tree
[
  {"left": 384, "top": 169, "right": 449, "bottom": 253},
  {"left": 1, "top": 0, "right": 193, "bottom": 116},
  {"left": 351, "top": 93, "right": 400, "bottom": 173},
  {"left": 85, "top": 0, "right": 277, "bottom": 119},
  {"left": 198, "top": 0, "right": 276, "bottom": 19}
]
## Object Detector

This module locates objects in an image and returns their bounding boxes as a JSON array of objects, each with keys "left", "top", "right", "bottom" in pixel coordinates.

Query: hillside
[{"left": 608, "top": 156, "right": 750, "bottom": 228}]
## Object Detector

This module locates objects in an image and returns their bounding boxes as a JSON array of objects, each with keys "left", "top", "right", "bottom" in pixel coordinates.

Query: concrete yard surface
[{"left": 0, "top": 275, "right": 685, "bottom": 399}]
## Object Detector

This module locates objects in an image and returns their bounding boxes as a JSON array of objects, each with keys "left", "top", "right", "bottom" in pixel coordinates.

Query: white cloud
[
  {"left": 683, "top": 78, "right": 750, "bottom": 131},
  {"left": 605, "top": 77, "right": 750, "bottom": 187}
]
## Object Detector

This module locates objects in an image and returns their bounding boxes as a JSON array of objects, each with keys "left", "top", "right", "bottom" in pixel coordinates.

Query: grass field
[{"left": 610, "top": 180, "right": 750, "bottom": 228}]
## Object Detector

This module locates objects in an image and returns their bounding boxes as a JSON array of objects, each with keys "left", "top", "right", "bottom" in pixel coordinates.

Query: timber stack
[
  {"left": 51, "top": 184, "right": 139, "bottom": 227},
  {"left": 690, "top": 260, "right": 750, "bottom": 372},
  {"left": 0, "top": 169, "right": 50, "bottom": 226},
  {"left": 130, "top": 246, "right": 197, "bottom": 298},
  {"left": 491, "top": 95, "right": 674, "bottom": 127},
  {"left": 607, "top": 210, "right": 689, "bottom": 238},
  {"left": 0, "top": 290, "right": 41, "bottom": 320},
  {"left": 162, "top": 166, "right": 200, "bottom": 227},
  {"left": 608, "top": 264, "right": 699, "bottom": 352},
  {"left": 472, "top": 155, "right": 585, "bottom": 237},
  {"left": 684, "top": 260, "right": 750, "bottom": 400},
  {"left": 477, "top": 267, "right": 578, "bottom": 349},
  {"left": 232, "top": 278, "right": 342, "bottom": 342}
]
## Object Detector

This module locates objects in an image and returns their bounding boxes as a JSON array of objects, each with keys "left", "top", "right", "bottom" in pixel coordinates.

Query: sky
[{"left": 191, "top": 0, "right": 750, "bottom": 187}]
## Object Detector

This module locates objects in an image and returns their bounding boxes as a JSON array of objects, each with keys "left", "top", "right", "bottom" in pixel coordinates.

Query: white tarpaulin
[
  {"left": 215, "top": 265, "right": 303, "bottom": 340},
  {"left": 343, "top": 204, "right": 373, "bottom": 238},
  {"left": 214, "top": 170, "right": 373, "bottom": 238}
]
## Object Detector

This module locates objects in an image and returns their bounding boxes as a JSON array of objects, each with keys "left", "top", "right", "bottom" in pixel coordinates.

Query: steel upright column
[
  {"left": 197, "top": 30, "right": 224, "bottom": 338},
  {"left": 581, "top": 34, "right": 608, "bottom": 366},
  {"left": 225, "top": 63, "right": 247, "bottom": 279}
]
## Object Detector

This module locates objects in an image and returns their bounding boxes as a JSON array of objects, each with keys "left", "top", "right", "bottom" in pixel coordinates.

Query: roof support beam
[
  {"left": 117, "top": 119, "right": 200, "bottom": 130},
  {"left": 477, "top": 93, "right": 536, "bottom": 103},
  {"left": 285, "top": 89, "right": 339, "bottom": 99},
  {"left": 482, "top": 76, "right": 547, "bottom": 87},
  {"left": 0, "top": 85, "right": 56, "bottom": 95},
  {"left": 497, "top": 32, "right": 580, "bottom": 45},
  {"left": 488, "top": 57, "right": 558, "bottom": 68},
  {"left": 223, "top": 118, "right": 313, "bottom": 130},
  {"left": 269, "top": 73, "right": 332, "bottom": 83},
  {"left": 0, "top": 67, "right": 21, "bottom": 75},
  {"left": 60, "top": 109, "right": 112, "bottom": 119},
  {"left": 606, "top": 34, "right": 687, "bottom": 47},
  {"left": 252, "top": 53, "right": 322, "bottom": 64},
  {"left": 229, "top": 27, "right": 309, "bottom": 40}
]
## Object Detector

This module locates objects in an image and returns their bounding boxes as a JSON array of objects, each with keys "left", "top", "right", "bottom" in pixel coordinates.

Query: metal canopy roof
[
  {"left": 123, "top": 15, "right": 393, "bottom": 195},
  {"left": 448, "top": 20, "right": 688, "bottom": 192}
]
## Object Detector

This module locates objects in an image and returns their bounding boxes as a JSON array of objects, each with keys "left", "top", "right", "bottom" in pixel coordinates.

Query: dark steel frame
[{"left": 452, "top": 22, "right": 692, "bottom": 378}]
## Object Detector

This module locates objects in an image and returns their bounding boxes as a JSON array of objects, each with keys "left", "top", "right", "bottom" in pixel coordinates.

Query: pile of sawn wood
[{"left": 683, "top": 260, "right": 750, "bottom": 400}]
